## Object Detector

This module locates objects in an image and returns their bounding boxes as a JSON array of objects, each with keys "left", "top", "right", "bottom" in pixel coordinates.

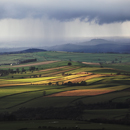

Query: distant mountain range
[
  {"left": 0, "top": 39, "right": 130, "bottom": 54},
  {"left": 45, "top": 39, "right": 130, "bottom": 53}
]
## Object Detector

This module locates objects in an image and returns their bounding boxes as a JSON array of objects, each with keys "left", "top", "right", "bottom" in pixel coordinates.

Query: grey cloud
[{"left": 0, "top": 0, "right": 130, "bottom": 24}]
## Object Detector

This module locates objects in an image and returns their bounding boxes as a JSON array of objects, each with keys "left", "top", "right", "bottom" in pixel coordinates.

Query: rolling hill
[{"left": 0, "top": 48, "right": 46, "bottom": 54}]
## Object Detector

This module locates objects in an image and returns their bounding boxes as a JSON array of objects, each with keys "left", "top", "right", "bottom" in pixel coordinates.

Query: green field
[
  {"left": 1, "top": 51, "right": 130, "bottom": 71},
  {"left": 0, "top": 52, "right": 130, "bottom": 129}
]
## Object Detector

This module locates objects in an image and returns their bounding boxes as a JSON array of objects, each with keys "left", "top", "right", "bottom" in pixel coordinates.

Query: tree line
[
  {"left": 0, "top": 66, "right": 39, "bottom": 77},
  {"left": 19, "top": 58, "right": 37, "bottom": 64},
  {"left": 0, "top": 102, "right": 130, "bottom": 126}
]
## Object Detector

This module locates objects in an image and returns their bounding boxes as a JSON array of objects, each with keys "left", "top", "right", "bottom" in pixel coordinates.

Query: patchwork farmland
[{"left": 0, "top": 51, "right": 130, "bottom": 130}]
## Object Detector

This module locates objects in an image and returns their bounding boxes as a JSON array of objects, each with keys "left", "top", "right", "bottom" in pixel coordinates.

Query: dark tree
[
  {"left": 48, "top": 82, "right": 52, "bottom": 85},
  {"left": 29, "top": 66, "right": 35, "bottom": 71},
  {"left": 68, "top": 62, "right": 72, "bottom": 66},
  {"left": 80, "top": 81, "right": 87, "bottom": 85},
  {"left": 22, "top": 68, "right": 26, "bottom": 72},
  {"left": 16, "top": 68, "right": 19, "bottom": 73},
  {"left": 56, "top": 82, "right": 59, "bottom": 85},
  {"left": 68, "top": 81, "right": 72, "bottom": 86}
]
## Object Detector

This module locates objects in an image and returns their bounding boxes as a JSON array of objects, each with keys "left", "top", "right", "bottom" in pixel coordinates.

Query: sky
[{"left": 0, "top": 0, "right": 130, "bottom": 47}]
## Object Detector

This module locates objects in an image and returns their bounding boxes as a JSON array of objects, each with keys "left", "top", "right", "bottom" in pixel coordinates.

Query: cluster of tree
[
  {"left": 0, "top": 63, "right": 11, "bottom": 65},
  {"left": 29, "top": 66, "right": 36, "bottom": 71},
  {"left": 0, "top": 68, "right": 20, "bottom": 76},
  {"left": 0, "top": 69, "right": 9, "bottom": 76},
  {"left": 29, "top": 66, "right": 38, "bottom": 72},
  {"left": 19, "top": 58, "right": 37, "bottom": 64},
  {"left": 8, "top": 68, "right": 26, "bottom": 75},
  {"left": 48, "top": 82, "right": 52, "bottom": 85},
  {"left": 63, "top": 81, "right": 87, "bottom": 86},
  {"left": 68, "top": 62, "right": 72, "bottom": 66},
  {"left": 8, "top": 69, "right": 16, "bottom": 74},
  {"left": 47, "top": 81, "right": 87, "bottom": 86},
  {"left": 0, "top": 66, "right": 40, "bottom": 78}
]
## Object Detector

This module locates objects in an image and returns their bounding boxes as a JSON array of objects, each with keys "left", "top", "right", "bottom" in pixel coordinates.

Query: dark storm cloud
[{"left": 0, "top": 0, "right": 130, "bottom": 24}]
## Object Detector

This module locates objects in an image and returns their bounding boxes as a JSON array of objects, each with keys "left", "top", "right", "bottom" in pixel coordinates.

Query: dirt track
[
  {"left": 82, "top": 62, "right": 100, "bottom": 65},
  {"left": 0, "top": 61, "right": 59, "bottom": 68}
]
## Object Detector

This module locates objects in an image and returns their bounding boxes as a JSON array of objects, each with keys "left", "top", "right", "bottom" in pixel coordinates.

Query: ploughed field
[{"left": 0, "top": 52, "right": 130, "bottom": 129}]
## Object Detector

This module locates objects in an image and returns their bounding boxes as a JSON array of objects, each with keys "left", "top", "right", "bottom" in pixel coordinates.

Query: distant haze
[
  {"left": 0, "top": 37, "right": 130, "bottom": 49},
  {"left": 0, "top": 0, "right": 130, "bottom": 48},
  {"left": 1, "top": 38, "right": 130, "bottom": 53}
]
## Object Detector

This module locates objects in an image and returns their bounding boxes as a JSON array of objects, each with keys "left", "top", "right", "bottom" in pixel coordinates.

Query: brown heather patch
[{"left": 47, "top": 89, "right": 114, "bottom": 97}]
